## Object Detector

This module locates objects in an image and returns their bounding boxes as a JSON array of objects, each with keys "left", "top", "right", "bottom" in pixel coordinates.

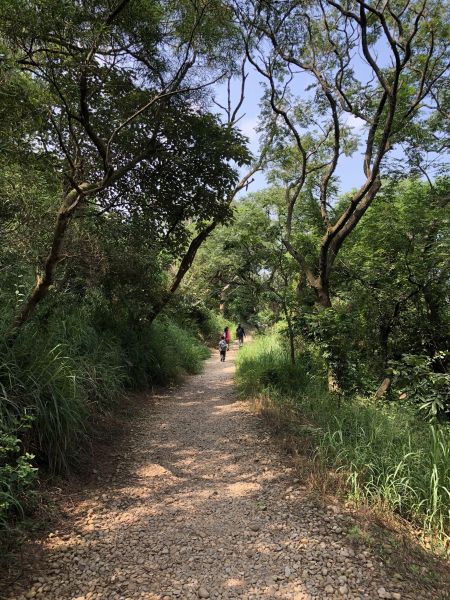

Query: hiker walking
[
  {"left": 224, "top": 326, "right": 231, "bottom": 349},
  {"left": 219, "top": 335, "right": 227, "bottom": 362},
  {"left": 236, "top": 323, "right": 245, "bottom": 348}
]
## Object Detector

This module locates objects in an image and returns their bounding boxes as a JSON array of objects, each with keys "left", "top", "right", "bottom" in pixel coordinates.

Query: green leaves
[
  {"left": 0, "top": 409, "right": 37, "bottom": 553},
  {"left": 391, "top": 353, "right": 450, "bottom": 421}
]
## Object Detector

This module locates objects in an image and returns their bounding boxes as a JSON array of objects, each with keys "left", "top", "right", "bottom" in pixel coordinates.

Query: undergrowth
[
  {"left": 236, "top": 334, "right": 450, "bottom": 547},
  {"left": 182, "top": 306, "right": 232, "bottom": 346}
]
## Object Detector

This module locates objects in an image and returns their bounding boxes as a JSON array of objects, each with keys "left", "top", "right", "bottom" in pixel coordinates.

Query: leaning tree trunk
[
  {"left": 148, "top": 222, "right": 217, "bottom": 324},
  {"left": 7, "top": 187, "right": 85, "bottom": 339},
  {"left": 375, "top": 372, "right": 393, "bottom": 398}
]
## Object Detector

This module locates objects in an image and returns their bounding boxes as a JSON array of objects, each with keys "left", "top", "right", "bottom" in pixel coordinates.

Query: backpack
[
  {"left": 236, "top": 326, "right": 244, "bottom": 337},
  {"left": 219, "top": 339, "right": 227, "bottom": 352}
]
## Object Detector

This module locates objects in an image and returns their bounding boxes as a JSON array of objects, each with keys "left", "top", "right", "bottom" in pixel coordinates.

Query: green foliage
[
  {"left": 236, "top": 335, "right": 450, "bottom": 541},
  {"left": 0, "top": 0, "right": 247, "bottom": 561},
  {"left": 339, "top": 178, "right": 448, "bottom": 389},
  {"left": 391, "top": 353, "right": 450, "bottom": 421},
  {"left": 0, "top": 0, "right": 250, "bottom": 266},
  {"left": 123, "top": 318, "right": 210, "bottom": 389},
  {"left": 288, "top": 178, "right": 450, "bottom": 398},
  {"left": 178, "top": 305, "right": 232, "bottom": 346},
  {"left": 0, "top": 298, "right": 128, "bottom": 472},
  {"left": 300, "top": 304, "right": 376, "bottom": 393},
  {"left": 184, "top": 190, "right": 285, "bottom": 323},
  {"left": 235, "top": 332, "right": 326, "bottom": 396},
  {"left": 208, "top": 179, "right": 449, "bottom": 404},
  {"left": 0, "top": 301, "right": 211, "bottom": 474},
  {"left": 0, "top": 408, "right": 37, "bottom": 556},
  {"left": 0, "top": 0, "right": 448, "bottom": 565}
]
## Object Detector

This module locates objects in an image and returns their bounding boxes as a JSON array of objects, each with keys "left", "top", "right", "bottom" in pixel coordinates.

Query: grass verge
[{"left": 235, "top": 333, "right": 450, "bottom": 552}]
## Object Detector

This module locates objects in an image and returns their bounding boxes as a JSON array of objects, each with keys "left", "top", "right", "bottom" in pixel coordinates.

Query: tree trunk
[
  {"left": 219, "top": 283, "right": 231, "bottom": 315},
  {"left": 379, "top": 320, "right": 391, "bottom": 369},
  {"left": 327, "top": 368, "right": 341, "bottom": 394},
  {"left": 423, "top": 287, "right": 446, "bottom": 353},
  {"left": 7, "top": 187, "right": 83, "bottom": 338},
  {"left": 315, "top": 285, "right": 332, "bottom": 308},
  {"left": 148, "top": 222, "right": 217, "bottom": 324},
  {"left": 375, "top": 373, "right": 393, "bottom": 398},
  {"left": 284, "top": 304, "right": 296, "bottom": 366}
]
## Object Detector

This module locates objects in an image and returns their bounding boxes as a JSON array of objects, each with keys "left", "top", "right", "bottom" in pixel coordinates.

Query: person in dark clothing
[{"left": 236, "top": 323, "right": 245, "bottom": 347}]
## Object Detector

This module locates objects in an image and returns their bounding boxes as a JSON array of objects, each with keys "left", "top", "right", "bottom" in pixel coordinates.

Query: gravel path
[{"left": 3, "top": 343, "right": 443, "bottom": 600}]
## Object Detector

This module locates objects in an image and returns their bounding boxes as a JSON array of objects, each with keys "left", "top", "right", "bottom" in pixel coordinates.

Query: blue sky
[
  {"left": 211, "top": 38, "right": 448, "bottom": 199},
  {"left": 213, "top": 65, "right": 369, "bottom": 197}
]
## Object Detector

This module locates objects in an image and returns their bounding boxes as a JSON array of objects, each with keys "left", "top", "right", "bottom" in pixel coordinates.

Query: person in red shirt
[{"left": 224, "top": 326, "right": 231, "bottom": 350}]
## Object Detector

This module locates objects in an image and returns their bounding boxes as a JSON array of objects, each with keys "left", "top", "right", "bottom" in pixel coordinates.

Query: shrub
[
  {"left": 235, "top": 333, "right": 327, "bottom": 397},
  {"left": 124, "top": 318, "right": 210, "bottom": 388},
  {"left": 0, "top": 311, "right": 211, "bottom": 473},
  {"left": 390, "top": 353, "right": 450, "bottom": 421},
  {"left": 176, "top": 304, "right": 232, "bottom": 346},
  {"left": 0, "top": 407, "right": 37, "bottom": 557}
]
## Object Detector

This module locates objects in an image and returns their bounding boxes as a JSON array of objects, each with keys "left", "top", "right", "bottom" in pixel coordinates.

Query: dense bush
[
  {"left": 1, "top": 309, "right": 211, "bottom": 471},
  {"left": 236, "top": 334, "right": 450, "bottom": 542},
  {"left": 206, "top": 179, "right": 450, "bottom": 410},
  {"left": 195, "top": 309, "right": 233, "bottom": 346},
  {"left": 124, "top": 318, "right": 210, "bottom": 388},
  {"left": 390, "top": 353, "right": 450, "bottom": 421},
  {"left": 0, "top": 409, "right": 37, "bottom": 557},
  {"left": 236, "top": 333, "right": 327, "bottom": 396},
  {"left": 170, "top": 303, "right": 232, "bottom": 346}
]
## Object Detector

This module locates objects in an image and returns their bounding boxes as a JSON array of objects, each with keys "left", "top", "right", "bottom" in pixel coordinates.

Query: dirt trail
[{"left": 3, "top": 343, "right": 441, "bottom": 600}]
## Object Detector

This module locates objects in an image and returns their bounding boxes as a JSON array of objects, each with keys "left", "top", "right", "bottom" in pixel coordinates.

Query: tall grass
[
  {"left": 1, "top": 316, "right": 127, "bottom": 472},
  {"left": 236, "top": 334, "right": 450, "bottom": 542},
  {"left": 123, "top": 318, "right": 210, "bottom": 388}
]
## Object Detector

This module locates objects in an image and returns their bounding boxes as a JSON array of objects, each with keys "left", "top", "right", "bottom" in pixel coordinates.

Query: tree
[
  {"left": 0, "top": 0, "right": 249, "bottom": 335},
  {"left": 335, "top": 177, "right": 450, "bottom": 393},
  {"left": 182, "top": 193, "right": 276, "bottom": 318},
  {"left": 183, "top": 187, "right": 302, "bottom": 364},
  {"left": 239, "top": 0, "right": 449, "bottom": 306}
]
